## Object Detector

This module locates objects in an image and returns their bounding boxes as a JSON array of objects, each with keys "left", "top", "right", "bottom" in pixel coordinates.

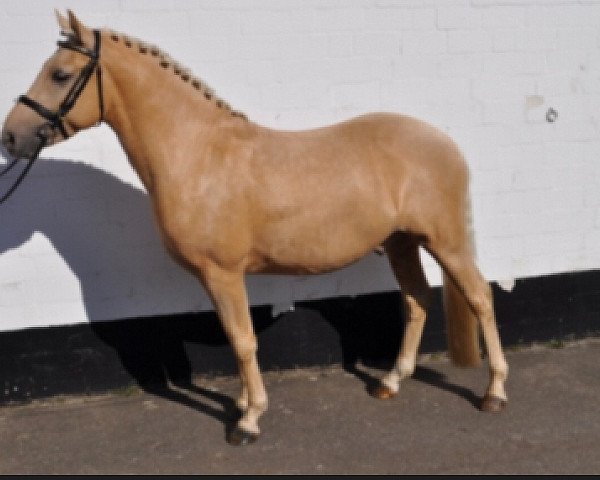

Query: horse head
[{"left": 2, "top": 10, "right": 103, "bottom": 161}]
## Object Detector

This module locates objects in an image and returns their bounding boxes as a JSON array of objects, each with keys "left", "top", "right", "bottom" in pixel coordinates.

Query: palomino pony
[{"left": 2, "top": 11, "right": 508, "bottom": 445}]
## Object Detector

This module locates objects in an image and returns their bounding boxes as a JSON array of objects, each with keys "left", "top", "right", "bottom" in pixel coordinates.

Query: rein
[
  {"left": 0, "top": 135, "right": 46, "bottom": 204},
  {"left": 0, "top": 29, "right": 103, "bottom": 205}
]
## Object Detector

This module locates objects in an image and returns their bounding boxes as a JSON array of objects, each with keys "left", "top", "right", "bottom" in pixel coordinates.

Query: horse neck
[{"left": 99, "top": 31, "right": 235, "bottom": 191}]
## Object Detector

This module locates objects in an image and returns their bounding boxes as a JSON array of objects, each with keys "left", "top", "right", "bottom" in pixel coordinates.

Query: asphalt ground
[{"left": 0, "top": 338, "right": 598, "bottom": 474}]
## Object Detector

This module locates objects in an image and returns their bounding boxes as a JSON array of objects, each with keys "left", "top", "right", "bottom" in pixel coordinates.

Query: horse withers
[{"left": 1, "top": 11, "right": 508, "bottom": 445}]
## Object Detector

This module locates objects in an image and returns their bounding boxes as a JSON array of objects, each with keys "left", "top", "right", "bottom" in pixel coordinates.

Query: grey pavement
[{"left": 1, "top": 338, "right": 599, "bottom": 474}]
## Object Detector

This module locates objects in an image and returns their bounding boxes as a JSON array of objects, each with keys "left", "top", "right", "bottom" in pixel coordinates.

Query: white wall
[{"left": 1, "top": 0, "right": 599, "bottom": 332}]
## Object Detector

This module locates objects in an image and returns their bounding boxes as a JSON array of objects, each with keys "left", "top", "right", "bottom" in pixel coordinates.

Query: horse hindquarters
[{"left": 370, "top": 128, "right": 507, "bottom": 408}]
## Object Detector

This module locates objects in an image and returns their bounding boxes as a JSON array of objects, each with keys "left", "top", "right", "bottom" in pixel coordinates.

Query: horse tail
[{"left": 442, "top": 194, "right": 481, "bottom": 367}]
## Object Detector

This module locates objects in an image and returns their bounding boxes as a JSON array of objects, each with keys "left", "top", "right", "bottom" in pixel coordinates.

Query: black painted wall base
[{"left": 1, "top": 269, "right": 599, "bottom": 404}]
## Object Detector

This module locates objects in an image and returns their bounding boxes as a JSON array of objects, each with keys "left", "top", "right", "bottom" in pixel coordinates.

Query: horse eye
[{"left": 51, "top": 69, "right": 73, "bottom": 84}]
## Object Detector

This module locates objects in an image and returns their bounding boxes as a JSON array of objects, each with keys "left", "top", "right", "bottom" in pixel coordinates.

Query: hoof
[
  {"left": 368, "top": 383, "right": 397, "bottom": 400},
  {"left": 480, "top": 395, "right": 507, "bottom": 413},
  {"left": 227, "top": 426, "right": 259, "bottom": 446}
]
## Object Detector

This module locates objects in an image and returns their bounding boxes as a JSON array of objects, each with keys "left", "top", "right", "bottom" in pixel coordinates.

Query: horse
[{"left": 1, "top": 10, "right": 508, "bottom": 446}]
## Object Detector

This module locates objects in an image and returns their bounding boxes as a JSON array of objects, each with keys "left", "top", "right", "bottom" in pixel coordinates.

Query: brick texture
[{"left": 1, "top": 0, "right": 599, "bottom": 331}]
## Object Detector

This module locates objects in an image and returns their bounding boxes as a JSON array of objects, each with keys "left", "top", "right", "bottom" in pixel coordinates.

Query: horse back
[{"left": 237, "top": 113, "right": 469, "bottom": 273}]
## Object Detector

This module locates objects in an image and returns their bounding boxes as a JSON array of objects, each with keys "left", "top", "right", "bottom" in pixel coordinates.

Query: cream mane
[{"left": 106, "top": 30, "right": 246, "bottom": 120}]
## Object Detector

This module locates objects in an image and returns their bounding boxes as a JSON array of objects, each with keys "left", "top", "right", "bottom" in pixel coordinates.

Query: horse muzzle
[{"left": 1, "top": 123, "right": 52, "bottom": 161}]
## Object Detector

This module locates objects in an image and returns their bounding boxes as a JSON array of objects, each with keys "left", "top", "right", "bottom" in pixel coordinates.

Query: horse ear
[
  {"left": 66, "top": 10, "right": 87, "bottom": 45},
  {"left": 55, "top": 9, "right": 73, "bottom": 37}
]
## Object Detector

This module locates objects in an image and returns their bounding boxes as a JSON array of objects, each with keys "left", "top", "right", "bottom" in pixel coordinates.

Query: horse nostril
[
  {"left": 2, "top": 131, "right": 15, "bottom": 146},
  {"left": 2, "top": 130, "right": 16, "bottom": 148}
]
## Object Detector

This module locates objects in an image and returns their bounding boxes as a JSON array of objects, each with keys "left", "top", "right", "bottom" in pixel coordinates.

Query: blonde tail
[
  {"left": 442, "top": 193, "right": 481, "bottom": 367},
  {"left": 443, "top": 273, "right": 481, "bottom": 367}
]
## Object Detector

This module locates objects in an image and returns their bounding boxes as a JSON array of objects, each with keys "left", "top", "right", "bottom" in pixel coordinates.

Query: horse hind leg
[
  {"left": 370, "top": 232, "right": 431, "bottom": 399},
  {"left": 426, "top": 239, "right": 508, "bottom": 412}
]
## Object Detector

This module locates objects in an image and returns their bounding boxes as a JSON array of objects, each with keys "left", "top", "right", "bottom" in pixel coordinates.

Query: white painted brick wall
[{"left": 1, "top": 0, "right": 600, "bottom": 331}]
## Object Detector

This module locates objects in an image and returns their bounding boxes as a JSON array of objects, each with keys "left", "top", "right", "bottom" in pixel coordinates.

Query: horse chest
[{"left": 154, "top": 193, "right": 252, "bottom": 270}]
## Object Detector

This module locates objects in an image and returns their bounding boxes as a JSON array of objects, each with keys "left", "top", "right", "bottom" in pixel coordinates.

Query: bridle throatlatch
[{"left": 0, "top": 29, "right": 103, "bottom": 204}]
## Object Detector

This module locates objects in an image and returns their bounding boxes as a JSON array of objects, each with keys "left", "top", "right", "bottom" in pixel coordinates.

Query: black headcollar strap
[{"left": 18, "top": 29, "right": 103, "bottom": 140}]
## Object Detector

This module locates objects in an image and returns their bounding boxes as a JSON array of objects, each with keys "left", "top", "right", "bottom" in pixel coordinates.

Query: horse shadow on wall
[{"left": 2, "top": 161, "right": 209, "bottom": 311}]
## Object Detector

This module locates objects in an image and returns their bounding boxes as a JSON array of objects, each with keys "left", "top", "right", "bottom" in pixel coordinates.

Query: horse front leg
[{"left": 199, "top": 265, "right": 267, "bottom": 445}]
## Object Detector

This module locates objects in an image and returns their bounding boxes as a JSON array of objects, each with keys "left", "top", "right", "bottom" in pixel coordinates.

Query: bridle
[
  {"left": 0, "top": 29, "right": 103, "bottom": 204},
  {"left": 20, "top": 29, "right": 104, "bottom": 140}
]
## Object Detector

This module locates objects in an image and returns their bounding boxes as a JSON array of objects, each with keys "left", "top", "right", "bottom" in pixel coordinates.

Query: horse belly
[{"left": 252, "top": 200, "right": 396, "bottom": 274}]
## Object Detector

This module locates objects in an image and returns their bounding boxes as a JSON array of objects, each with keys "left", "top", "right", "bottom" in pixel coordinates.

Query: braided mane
[{"left": 107, "top": 30, "right": 246, "bottom": 120}]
